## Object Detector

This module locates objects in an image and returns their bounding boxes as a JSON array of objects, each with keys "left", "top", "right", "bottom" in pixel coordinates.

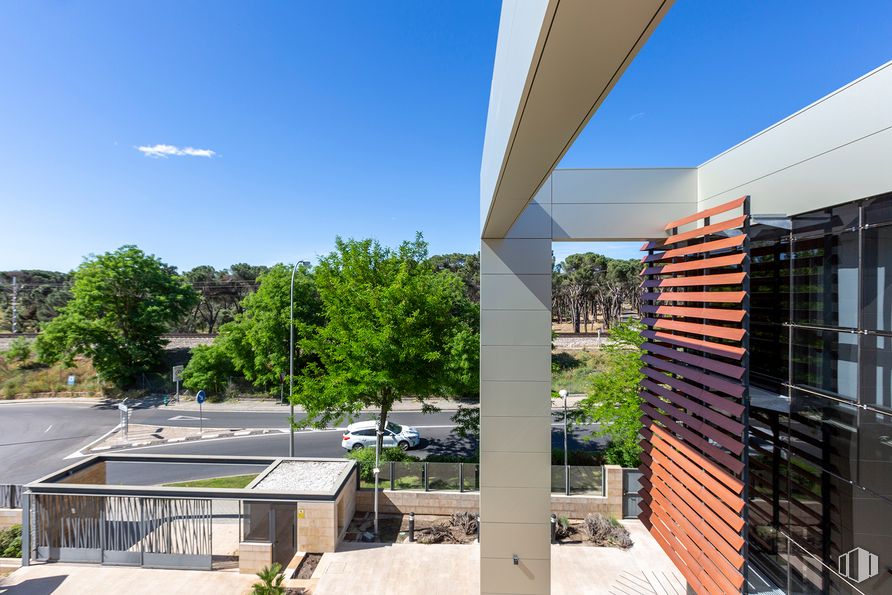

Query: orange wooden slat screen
[{"left": 638, "top": 195, "right": 749, "bottom": 595}]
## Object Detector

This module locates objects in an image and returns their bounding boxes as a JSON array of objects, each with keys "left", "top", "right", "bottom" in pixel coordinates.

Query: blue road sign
[{"left": 196, "top": 390, "right": 206, "bottom": 404}]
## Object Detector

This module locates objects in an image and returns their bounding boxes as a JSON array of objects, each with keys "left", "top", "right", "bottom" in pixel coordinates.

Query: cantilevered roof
[{"left": 480, "top": 0, "right": 673, "bottom": 238}]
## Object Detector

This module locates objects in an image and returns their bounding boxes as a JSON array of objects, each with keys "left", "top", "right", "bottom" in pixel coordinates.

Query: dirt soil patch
[
  {"left": 344, "top": 512, "right": 478, "bottom": 545},
  {"left": 294, "top": 553, "right": 321, "bottom": 579}
]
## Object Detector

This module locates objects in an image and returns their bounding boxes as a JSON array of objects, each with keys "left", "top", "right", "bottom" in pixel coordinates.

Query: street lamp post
[
  {"left": 289, "top": 260, "right": 311, "bottom": 458},
  {"left": 559, "top": 389, "right": 569, "bottom": 495}
]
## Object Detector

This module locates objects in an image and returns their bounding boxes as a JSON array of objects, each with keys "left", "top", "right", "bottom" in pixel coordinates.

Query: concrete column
[{"left": 480, "top": 183, "right": 552, "bottom": 594}]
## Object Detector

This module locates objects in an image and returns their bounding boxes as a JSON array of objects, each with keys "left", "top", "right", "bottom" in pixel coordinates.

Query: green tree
[
  {"left": 35, "top": 246, "right": 197, "bottom": 388},
  {"left": 577, "top": 320, "right": 645, "bottom": 467},
  {"left": 221, "top": 263, "right": 323, "bottom": 392},
  {"left": 181, "top": 343, "right": 236, "bottom": 396},
  {"left": 5, "top": 337, "right": 31, "bottom": 364},
  {"left": 298, "top": 234, "right": 479, "bottom": 448},
  {"left": 427, "top": 252, "right": 480, "bottom": 302}
]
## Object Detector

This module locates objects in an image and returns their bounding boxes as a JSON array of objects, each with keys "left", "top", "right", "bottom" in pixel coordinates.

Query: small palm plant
[{"left": 252, "top": 563, "right": 285, "bottom": 595}]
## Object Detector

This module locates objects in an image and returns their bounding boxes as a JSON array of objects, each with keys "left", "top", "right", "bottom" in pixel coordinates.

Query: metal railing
[
  {"left": 366, "top": 463, "right": 604, "bottom": 496},
  {"left": 0, "top": 484, "right": 23, "bottom": 508}
]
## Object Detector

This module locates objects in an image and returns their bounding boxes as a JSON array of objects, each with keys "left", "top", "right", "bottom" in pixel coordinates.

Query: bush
[
  {"left": 5, "top": 339, "right": 31, "bottom": 364},
  {"left": 346, "top": 446, "right": 419, "bottom": 483},
  {"left": 424, "top": 453, "right": 478, "bottom": 463},
  {"left": 580, "top": 513, "right": 632, "bottom": 549},
  {"left": 551, "top": 449, "right": 604, "bottom": 466},
  {"left": 182, "top": 344, "right": 235, "bottom": 397},
  {"left": 0, "top": 524, "right": 22, "bottom": 558},
  {"left": 603, "top": 440, "right": 641, "bottom": 468},
  {"left": 251, "top": 562, "right": 284, "bottom": 595}
]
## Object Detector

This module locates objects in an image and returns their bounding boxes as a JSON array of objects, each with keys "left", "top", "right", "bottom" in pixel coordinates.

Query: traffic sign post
[
  {"left": 172, "top": 365, "right": 184, "bottom": 403},
  {"left": 196, "top": 390, "right": 206, "bottom": 435},
  {"left": 118, "top": 401, "right": 129, "bottom": 439}
]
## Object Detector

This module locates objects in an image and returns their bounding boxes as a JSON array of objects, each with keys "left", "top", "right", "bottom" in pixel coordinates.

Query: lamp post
[
  {"left": 559, "top": 388, "right": 569, "bottom": 495},
  {"left": 289, "top": 260, "right": 311, "bottom": 458}
]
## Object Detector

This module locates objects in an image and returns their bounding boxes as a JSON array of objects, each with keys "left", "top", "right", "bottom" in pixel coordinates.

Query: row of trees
[{"left": 552, "top": 254, "right": 641, "bottom": 333}]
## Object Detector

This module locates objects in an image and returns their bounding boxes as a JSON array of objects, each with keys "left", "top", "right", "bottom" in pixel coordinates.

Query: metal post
[
  {"left": 199, "top": 400, "right": 203, "bottom": 435},
  {"left": 550, "top": 513, "right": 557, "bottom": 544},
  {"left": 560, "top": 389, "right": 569, "bottom": 495},
  {"left": 20, "top": 491, "right": 29, "bottom": 566},
  {"left": 408, "top": 512, "right": 415, "bottom": 542},
  {"left": 374, "top": 430, "right": 381, "bottom": 538},
  {"left": 289, "top": 262, "right": 297, "bottom": 458}
]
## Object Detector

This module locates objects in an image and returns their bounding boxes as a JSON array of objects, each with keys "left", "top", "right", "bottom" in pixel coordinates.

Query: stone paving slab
[{"left": 0, "top": 564, "right": 258, "bottom": 595}]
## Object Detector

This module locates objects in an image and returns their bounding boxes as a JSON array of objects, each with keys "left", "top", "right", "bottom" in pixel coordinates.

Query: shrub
[
  {"left": 181, "top": 344, "right": 235, "bottom": 397},
  {"left": 251, "top": 563, "right": 284, "bottom": 595},
  {"left": 346, "top": 446, "right": 419, "bottom": 483},
  {"left": 550, "top": 449, "right": 604, "bottom": 466},
  {"left": 580, "top": 513, "right": 632, "bottom": 549},
  {"left": 603, "top": 440, "right": 641, "bottom": 468},
  {"left": 424, "top": 453, "right": 478, "bottom": 463},
  {"left": 0, "top": 524, "right": 22, "bottom": 558},
  {"left": 5, "top": 339, "right": 31, "bottom": 364}
]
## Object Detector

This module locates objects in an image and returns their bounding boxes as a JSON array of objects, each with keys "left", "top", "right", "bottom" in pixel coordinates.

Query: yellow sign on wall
[{"left": 298, "top": 508, "right": 305, "bottom": 519}]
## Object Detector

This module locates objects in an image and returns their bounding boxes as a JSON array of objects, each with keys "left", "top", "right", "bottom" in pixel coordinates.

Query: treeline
[{"left": 552, "top": 254, "right": 640, "bottom": 333}]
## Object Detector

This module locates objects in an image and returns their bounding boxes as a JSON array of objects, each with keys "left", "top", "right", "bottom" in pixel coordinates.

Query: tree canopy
[
  {"left": 297, "top": 234, "right": 479, "bottom": 442},
  {"left": 35, "top": 246, "right": 197, "bottom": 388}
]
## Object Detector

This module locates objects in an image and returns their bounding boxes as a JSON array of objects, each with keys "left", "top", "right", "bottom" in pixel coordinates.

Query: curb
[{"left": 89, "top": 427, "right": 283, "bottom": 454}]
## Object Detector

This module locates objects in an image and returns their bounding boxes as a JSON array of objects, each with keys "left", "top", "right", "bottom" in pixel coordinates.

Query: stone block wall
[
  {"left": 238, "top": 541, "right": 272, "bottom": 574},
  {"left": 297, "top": 501, "right": 337, "bottom": 553}
]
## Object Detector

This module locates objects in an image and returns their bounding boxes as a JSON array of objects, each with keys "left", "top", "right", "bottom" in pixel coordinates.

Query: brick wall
[{"left": 238, "top": 541, "right": 272, "bottom": 574}]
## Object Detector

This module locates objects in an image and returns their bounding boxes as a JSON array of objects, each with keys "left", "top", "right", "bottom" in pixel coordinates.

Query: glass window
[
  {"left": 858, "top": 407, "right": 892, "bottom": 499},
  {"left": 861, "top": 334, "right": 892, "bottom": 413},
  {"left": 792, "top": 202, "right": 859, "bottom": 236},
  {"left": 864, "top": 192, "right": 892, "bottom": 226},
  {"left": 751, "top": 322, "right": 789, "bottom": 393},
  {"left": 791, "top": 328, "right": 858, "bottom": 400},
  {"left": 386, "top": 422, "right": 403, "bottom": 434},
  {"left": 791, "top": 232, "right": 859, "bottom": 328},
  {"left": 789, "top": 390, "right": 857, "bottom": 482},
  {"left": 750, "top": 226, "right": 791, "bottom": 325},
  {"left": 862, "top": 225, "right": 892, "bottom": 332},
  {"left": 242, "top": 501, "right": 271, "bottom": 542}
]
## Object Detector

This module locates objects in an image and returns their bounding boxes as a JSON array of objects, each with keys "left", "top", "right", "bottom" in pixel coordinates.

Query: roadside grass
[
  {"left": 0, "top": 352, "right": 104, "bottom": 399},
  {"left": 162, "top": 474, "right": 258, "bottom": 489},
  {"left": 552, "top": 349, "right": 607, "bottom": 394}
]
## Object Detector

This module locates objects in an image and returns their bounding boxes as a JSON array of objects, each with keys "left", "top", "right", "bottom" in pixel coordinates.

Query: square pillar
[{"left": 480, "top": 185, "right": 552, "bottom": 594}]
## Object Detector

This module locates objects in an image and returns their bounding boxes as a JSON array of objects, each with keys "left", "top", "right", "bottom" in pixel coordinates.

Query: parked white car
[{"left": 342, "top": 420, "right": 420, "bottom": 451}]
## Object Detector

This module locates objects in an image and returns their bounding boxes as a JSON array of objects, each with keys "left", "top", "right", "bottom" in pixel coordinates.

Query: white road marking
[
  {"left": 63, "top": 424, "right": 123, "bottom": 459},
  {"left": 168, "top": 415, "right": 205, "bottom": 421},
  {"left": 44, "top": 424, "right": 53, "bottom": 433}
]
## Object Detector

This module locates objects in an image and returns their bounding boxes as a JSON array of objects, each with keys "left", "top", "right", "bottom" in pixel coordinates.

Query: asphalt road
[{"left": 0, "top": 401, "right": 604, "bottom": 486}]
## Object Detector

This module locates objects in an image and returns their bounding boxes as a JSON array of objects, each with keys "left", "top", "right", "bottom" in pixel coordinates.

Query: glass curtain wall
[{"left": 747, "top": 193, "right": 892, "bottom": 595}]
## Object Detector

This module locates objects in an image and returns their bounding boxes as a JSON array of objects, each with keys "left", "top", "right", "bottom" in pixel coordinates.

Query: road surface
[{"left": 0, "top": 400, "right": 604, "bottom": 485}]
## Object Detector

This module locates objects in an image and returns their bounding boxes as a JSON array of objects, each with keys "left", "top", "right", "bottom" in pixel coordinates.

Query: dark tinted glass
[
  {"left": 789, "top": 390, "right": 857, "bottom": 481},
  {"left": 864, "top": 192, "right": 892, "bottom": 226},
  {"left": 791, "top": 232, "right": 859, "bottom": 328},
  {"left": 750, "top": 225, "right": 791, "bottom": 325},
  {"left": 792, "top": 202, "right": 859, "bottom": 236},
  {"left": 751, "top": 322, "right": 789, "bottom": 392},
  {"left": 858, "top": 408, "right": 892, "bottom": 499},
  {"left": 791, "top": 328, "right": 858, "bottom": 400},
  {"left": 862, "top": 225, "right": 892, "bottom": 332},
  {"left": 860, "top": 334, "right": 892, "bottom": 412}
]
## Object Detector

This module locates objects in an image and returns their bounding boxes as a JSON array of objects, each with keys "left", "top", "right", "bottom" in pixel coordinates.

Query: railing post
[
  {"left": 459, "top": 463, "right": 464, "bottom": 493},
  {"left": 20, "top": 491, "right": 30, "bottom": 567},
  {"left": 390, "top": 462, "right": 395, "bottom": 491},
  {"left": 423, "top": 462, "right": 429, "bottom": 491}
]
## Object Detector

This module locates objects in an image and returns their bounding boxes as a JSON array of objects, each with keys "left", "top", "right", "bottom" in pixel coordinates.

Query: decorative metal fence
[
  {"left": 371, "top": 462, "right": 603, "bottom": 496},
  {"left": 32, "top": 494, "right": 212, "bottom": 569},
  {"left": 0, "top": 484, "right": 23, "bottom": 508}
]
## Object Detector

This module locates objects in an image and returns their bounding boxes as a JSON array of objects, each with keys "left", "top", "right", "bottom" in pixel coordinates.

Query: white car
[{"left": 342, "top": 420, "right": 420, "bottom": 451}]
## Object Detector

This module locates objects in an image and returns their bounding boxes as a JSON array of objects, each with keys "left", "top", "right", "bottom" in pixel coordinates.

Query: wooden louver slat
[{"left": 638, "top": 196, "right": 749, "bottom": 595}]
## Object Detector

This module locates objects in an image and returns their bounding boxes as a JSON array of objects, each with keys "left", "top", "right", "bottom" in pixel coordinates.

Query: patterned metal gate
[{"left": 33, "top": 494, "right": 212, "bottom": 570}]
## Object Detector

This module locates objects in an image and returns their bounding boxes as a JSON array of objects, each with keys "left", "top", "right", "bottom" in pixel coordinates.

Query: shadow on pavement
[{"left": 0, "top": 574, "right": 67, "bottom": 594}]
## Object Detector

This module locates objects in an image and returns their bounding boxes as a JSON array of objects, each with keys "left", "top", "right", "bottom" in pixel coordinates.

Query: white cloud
[{"left": 136, "top": 144, "right": 217, "bottom": 158}]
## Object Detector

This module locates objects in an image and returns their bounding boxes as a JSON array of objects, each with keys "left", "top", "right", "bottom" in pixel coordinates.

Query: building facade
[{"left": 479, "top": 2, "right": 892, "bottom": 593}]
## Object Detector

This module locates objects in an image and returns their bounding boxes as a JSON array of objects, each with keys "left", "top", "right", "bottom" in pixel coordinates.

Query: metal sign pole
[{"left": 200, "top": 401, "right": 203, "bottom": 435}]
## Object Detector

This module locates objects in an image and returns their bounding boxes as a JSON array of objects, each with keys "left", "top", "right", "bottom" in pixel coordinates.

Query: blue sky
[{"left": 1, "top": 1, "right": 890, "bottom": 272}]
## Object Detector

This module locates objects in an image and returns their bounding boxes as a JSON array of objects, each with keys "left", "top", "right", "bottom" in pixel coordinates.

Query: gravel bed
[{"left": 252, "top": 460, "right": 351, "bottom": 492}]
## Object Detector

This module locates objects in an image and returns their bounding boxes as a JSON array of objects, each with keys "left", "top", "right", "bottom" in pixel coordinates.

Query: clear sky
[{"left": 2, "top": 1, "right": 890, "bottom": 272}]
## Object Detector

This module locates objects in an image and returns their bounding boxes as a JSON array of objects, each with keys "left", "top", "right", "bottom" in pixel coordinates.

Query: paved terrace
[{"left": 1, "top": 520, "right": 683, "bottom": 594}]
